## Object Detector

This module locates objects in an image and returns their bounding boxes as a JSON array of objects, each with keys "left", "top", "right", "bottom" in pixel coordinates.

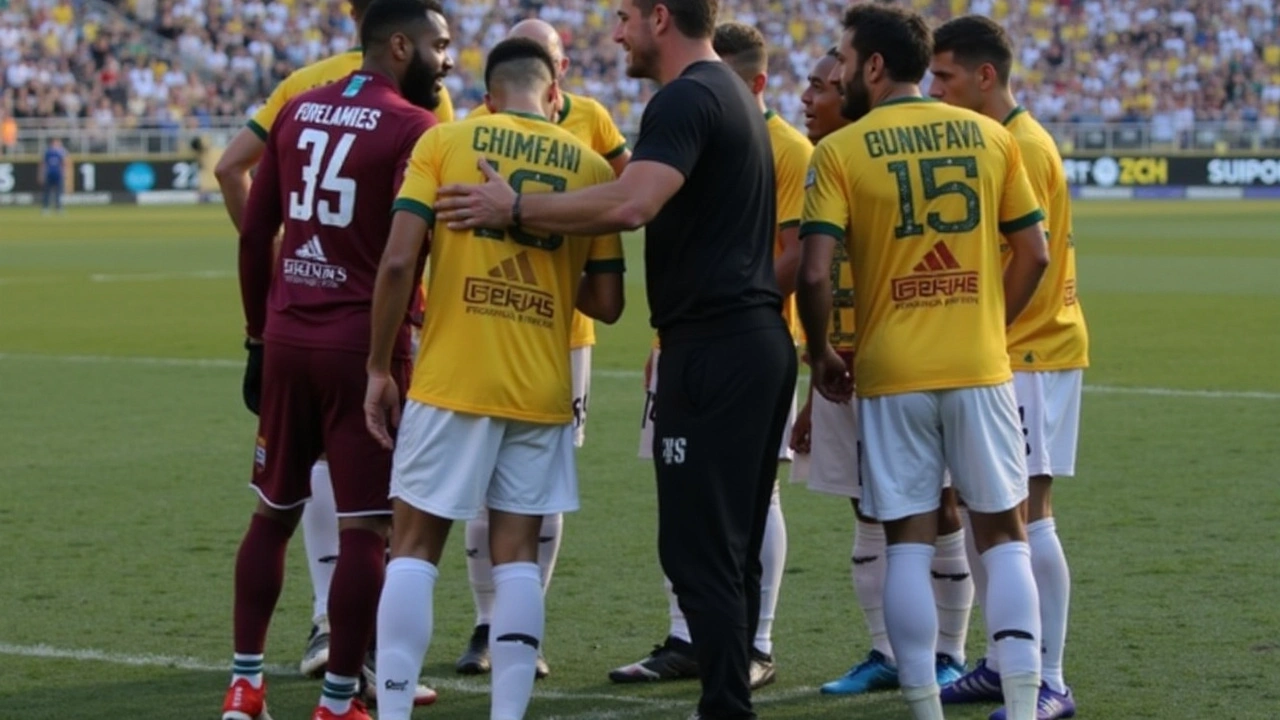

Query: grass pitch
[{"left": 1, "top": 202, "right": 1278, "bottom": 719}]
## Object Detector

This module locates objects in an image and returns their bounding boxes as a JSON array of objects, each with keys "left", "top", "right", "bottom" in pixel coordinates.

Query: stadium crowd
[{"left": 2, "top": 0, "right": 1279, "bottom": 139}]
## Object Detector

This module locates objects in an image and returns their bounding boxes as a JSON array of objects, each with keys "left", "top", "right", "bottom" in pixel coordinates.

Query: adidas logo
[
  {"left": 891, "top": 241, "right": 978, "bottom": 304},
  {"left": 912, "top": 241, "right": 961, "bottom": 273},
  {"left": 295, "top": 236, "right": 328, "bottom": 263},
  {"left": 487, "top": 251, "right": 539, "bottom": 285}
]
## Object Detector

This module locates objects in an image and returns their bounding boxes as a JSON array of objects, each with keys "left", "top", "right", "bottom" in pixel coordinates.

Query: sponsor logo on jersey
[
  {"left": 283, "top": 236, "right": 349, "bottom": 288},
  {"left": 890, "top": 241, "right": 979, "bottom": 308},
  {"left": 462, "top": 251, "right": 555, "bottom": 328}
]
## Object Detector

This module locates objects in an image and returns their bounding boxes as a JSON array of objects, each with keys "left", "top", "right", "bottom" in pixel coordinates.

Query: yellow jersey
[
  {"left": 394, "top": 111, "right": 625, "bottom": 424},
  {"left": 469, "top": 91, "right": 628, "bottom": 349},
  {"left": 1002, "top": 107, "right": 1089, "bottom": 371},
  {"left": 801, "top": 97, "right": 1044, "bottom": 398},
  {"left": 247, "top": 50, "right": 454, "bottom": 139},
  {"left": 766, "top": 110, "right": 812, "bottom": 342}
]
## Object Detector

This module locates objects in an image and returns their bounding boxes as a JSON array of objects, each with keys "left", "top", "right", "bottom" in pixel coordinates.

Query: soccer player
[
  {"left": 226, "top": 1, "right": 451, "bottom": 719},
  {"left": 796, "top": 5, "right": 1049, "bottom": 720},
  {"left": 40, "top": 138, "right": 66, "bottom": 215},
  {"left": 609, "top": 20, "right": 804, "bottom": 692},
  {"left": 364, "top": 37, "right": 625, "bottom": 720},
  {"left": 214, "top": 0, "right": 454, "bottom": 681},
  {"left": 434, "top": 1, "right": 798, "bottom": 716},
  {"left": 930, "top": 16, "right": 1088, "bottom": 720},
  {"left": 452, "top": 17, "right": 632, "bottom": 680}
]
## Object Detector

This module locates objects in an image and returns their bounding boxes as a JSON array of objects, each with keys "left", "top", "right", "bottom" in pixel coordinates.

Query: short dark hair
[
  {"left": 484, "top": 37, "right": 557, "bottom": 91},
  {"left": 634, "top": 0, "right": 718, "bottom": 40},
  {"left": 933, "top": 15, "right": 1014, "bottom": 85},
  {"left": 841, "top": 3, "right": 931, "bottom": 84},
  {"left": 359, "top": 0, "right": 445, "bottom": 50},
  {"left": 350, "top": 0, "right": 375, "bottom": 22},
  {"left": 713, "top": 22, "right": 767, "bottom": 78}
]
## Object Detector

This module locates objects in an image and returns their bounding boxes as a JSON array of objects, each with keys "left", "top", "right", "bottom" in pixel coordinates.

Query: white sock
[
  {"left": 883, "top": 543, "right": 937, "bottom": 689},
  {"left": 902, "top": 683, "right": 945, "bottom": 720},
  {"left": 852, "top": 520, "right": 893, "bottom": 663},
  {"left": 318, "top": 672, "right": 359, "bottom": 715},
  {"left": 465, "top": 513, "right": 495, "bottom": 627},
  {"left": 664, "top": 575, "right": 691, "bottom": 644},
  {"left": 931, "top": 529, "right": 974, "bottom": 664},
  {"left": 981, "top": 542, "right": 1041, "bottom": 687},
  {"left": 1028, "top": 518, "right": 1070, "bottom": 693},
  {"left": 491, "top": 562, "right": 544, "bottom": 720},
  {"left": 537, "top": 513, "right": 564, "bottom": 592},
  {"left": 231, "top": 652, "right": 264, "bottom": 689},
  {"left": 961, "top": 508, "right": 995, "bottom": 670},
  {"left": 1001, "top": 671, "right": 1043, "bottom": 720},
  {"left": 375, "top": 558, "right": 437, "bottom": 720},
  {"left": 301, "top": 460, "right": 339, "bottom": 622},
  {"left": 754, "top": 485, "right": 786, "bottom": 655}
]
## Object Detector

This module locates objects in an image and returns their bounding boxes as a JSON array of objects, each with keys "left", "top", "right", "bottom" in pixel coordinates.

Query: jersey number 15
[
  {"left": 289, "top": 129, "right": 357, "bottom": 228},
  {"left": 888, "top": 156, "right": 980, "bottom": 239}
]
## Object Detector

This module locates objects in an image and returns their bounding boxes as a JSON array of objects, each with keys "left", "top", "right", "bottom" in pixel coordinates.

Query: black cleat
[
  {"left": 608, "top": 636, "right": 700, "bottom": 683},
  {"left": 455, "top": 624, "right": 491, "bottom": 675}
]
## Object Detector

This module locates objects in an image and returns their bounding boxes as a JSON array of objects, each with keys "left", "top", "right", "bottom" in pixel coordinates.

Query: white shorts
[
  {"left": 638, "top": 347, "right": 796, "bottom": 462},
  {"left": 390, "top": 401, "right": 579, "bottom": 521},
  {"left": 571, "top": 346, "right": 591, "bottom": 449},
  {"left": 792, "top": 393, "right": 862, "bottom": 499},
  {"left": 857, "top": 383, "right": 1028, "bottom": 522},
  {"left": 1013, "top": 369, "right": 1083, "bottom": 478}
]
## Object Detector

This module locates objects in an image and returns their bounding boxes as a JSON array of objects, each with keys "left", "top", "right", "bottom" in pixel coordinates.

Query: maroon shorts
[{"left": 251, "top": 343, "right": 409, "bottom": 516}]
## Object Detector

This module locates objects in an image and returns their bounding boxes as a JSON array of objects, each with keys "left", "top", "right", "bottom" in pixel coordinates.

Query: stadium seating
[{"left": 2, "top": 0, "right": 1278, "bottom": 141}]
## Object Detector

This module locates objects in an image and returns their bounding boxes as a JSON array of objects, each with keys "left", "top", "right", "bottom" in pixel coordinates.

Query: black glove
[{"left": 243, "top": 339, "right": 264, "bottom": 416}]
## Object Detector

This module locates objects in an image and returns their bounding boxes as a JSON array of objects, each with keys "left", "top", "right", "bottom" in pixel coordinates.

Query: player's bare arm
[
  {"left": 1002, "top": 222, "right": 1050, "bottom": 326},
  {"left": 215, "top": 127, "right": 267, "bottom": 233},
  {"left": 607, "top": 148, "right": 632, "bottom": 178},
  {"left": 575, "top": 270, "right": 624, "bottom": 324},
  {"left": 796, "top": 231, "right": 852, "bottom": 403},
  {"left": 773, "top": 224, "right": 802, "bottom": 297},
  {"left": 435, "top": 157, "right": 683, "bottom": 236},
  {"left": 365, "top": 211, "right": 430, "bottom": 450}
]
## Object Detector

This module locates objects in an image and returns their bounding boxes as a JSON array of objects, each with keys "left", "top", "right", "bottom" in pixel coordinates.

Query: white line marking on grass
[
  {"left": 2, "top": 353, "right": 1278, "bottom": 401},
  {"left": 0, "top": 642, "right": 684, "bottom": 710},
  {"left": 90, "top": 270, "right": 234, "bottom": 282}
]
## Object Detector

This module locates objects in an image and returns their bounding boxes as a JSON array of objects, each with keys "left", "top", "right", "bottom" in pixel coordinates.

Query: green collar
[
  {"left": 1002, "top": 105, "right": 1028, "bottom": 126},
  {"left": 557, "top": 92, "right": 573, "bottom": 124},
  {"left": 502, "top": 109, "right": 553, "bottom": 124},
  {"left": 763, "top": 109, "right": 776, "bottom": 121},
  {"left": 878, "top": 95, "right": 935, "bottom": 108}
]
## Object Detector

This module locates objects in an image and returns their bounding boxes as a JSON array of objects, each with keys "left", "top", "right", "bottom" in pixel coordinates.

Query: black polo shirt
[{"left": 631, "top": 60, "right": 781, "bottom": 331}]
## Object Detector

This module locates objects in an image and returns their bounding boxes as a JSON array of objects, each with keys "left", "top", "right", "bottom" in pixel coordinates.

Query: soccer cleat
[
  {"left": 819, "top": 649, "right": 899, "bottom": 695},
  {"left": 222, "top": 678, "right": 272, "bottom": 720},
  {"left": 358, "top": 649, "right": 438, "bottom": 707},
  {"left": 607, "top": 636, "right": 699, "bottom": 683},
  {"left": 299, "top": 617, "right": 331, "bottom": 678},
  {"left": 936, "top": 653, "right": 966, "bottom": 687},
  {"left": 940, "top": 657, "right": 1004, "bottom": 704},
  {"left": 311, "top": 698, "right": 371, "bottom": 720},
  {"left": 749, "top": 648, "right": 777, "bottom": 690},
  {"left": 988, "top": 684, "right": 1076, "bottom": 720},
  {"left": 535, "top": 652, "right": 551, "bottom": 680},
  {"left": 455, "top": 624, "right": 491, "bottom": 675}
]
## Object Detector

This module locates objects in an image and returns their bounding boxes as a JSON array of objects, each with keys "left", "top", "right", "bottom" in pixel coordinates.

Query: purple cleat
[
  {"left": 940, "top": 657, "right": 1004, "bottom": 704},
  {"left": 988, "top": 684, "right": 1076, "bottom": 720}
]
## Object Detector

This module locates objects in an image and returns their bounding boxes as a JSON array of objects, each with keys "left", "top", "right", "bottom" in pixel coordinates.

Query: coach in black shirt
[{"left": 435, "top": 1, "right": 797, "bottom": 717}]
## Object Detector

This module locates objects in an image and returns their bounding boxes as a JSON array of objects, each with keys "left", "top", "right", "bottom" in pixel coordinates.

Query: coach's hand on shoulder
[
  {"left": 811, "top": 345, "right": 854, "bottom": 404},
  {"left": 242, "top": 338, "right": 264, "bottom": 416},
  {"left": 364, "top": 371, "right": 402, "bottom": 451},
  {"left": 436, "top": 157, "right": 516, "bottom": 231}
]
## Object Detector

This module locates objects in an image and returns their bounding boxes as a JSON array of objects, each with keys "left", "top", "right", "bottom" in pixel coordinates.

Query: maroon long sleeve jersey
[{"left": 239, "top": 70, "right": 437, "bottom": 360}]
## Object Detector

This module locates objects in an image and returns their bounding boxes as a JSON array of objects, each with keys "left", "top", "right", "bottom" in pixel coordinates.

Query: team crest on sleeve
[{"left": 805, "top": 167, "right": 818, "bottom": 189}]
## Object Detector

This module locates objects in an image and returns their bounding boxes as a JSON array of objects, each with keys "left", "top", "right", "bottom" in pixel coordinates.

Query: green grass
[{"left": 1, "top": 202, "right": 1278, "bottom": 718}]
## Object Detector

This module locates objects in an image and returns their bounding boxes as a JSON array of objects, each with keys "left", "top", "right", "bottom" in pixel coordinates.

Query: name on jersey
[
  {"left": 891, "top": 241, "right": 978, "bottom": 308},
  {"left": 472, "top": 126, "right": 582, "bottom": 174},
  {"left": 864, "top": 120, "right": 987, "bottom": 158},
  {"left": 462, "top": 251, "right": 555, "bottom": 328},
  {"left": 293, "top": 102, "right": 382, "bottom": 131}
]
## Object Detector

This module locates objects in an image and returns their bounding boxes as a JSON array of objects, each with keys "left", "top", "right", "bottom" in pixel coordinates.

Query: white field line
[
  {"left": 89, "top": 270, "right": 234, "bottom": 282},
  {"left": 0, "top": 641, "right": 686, "bottom": 710},
  {"left": 0, "top": 352, "right": 1277, "bottom": 401}
]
